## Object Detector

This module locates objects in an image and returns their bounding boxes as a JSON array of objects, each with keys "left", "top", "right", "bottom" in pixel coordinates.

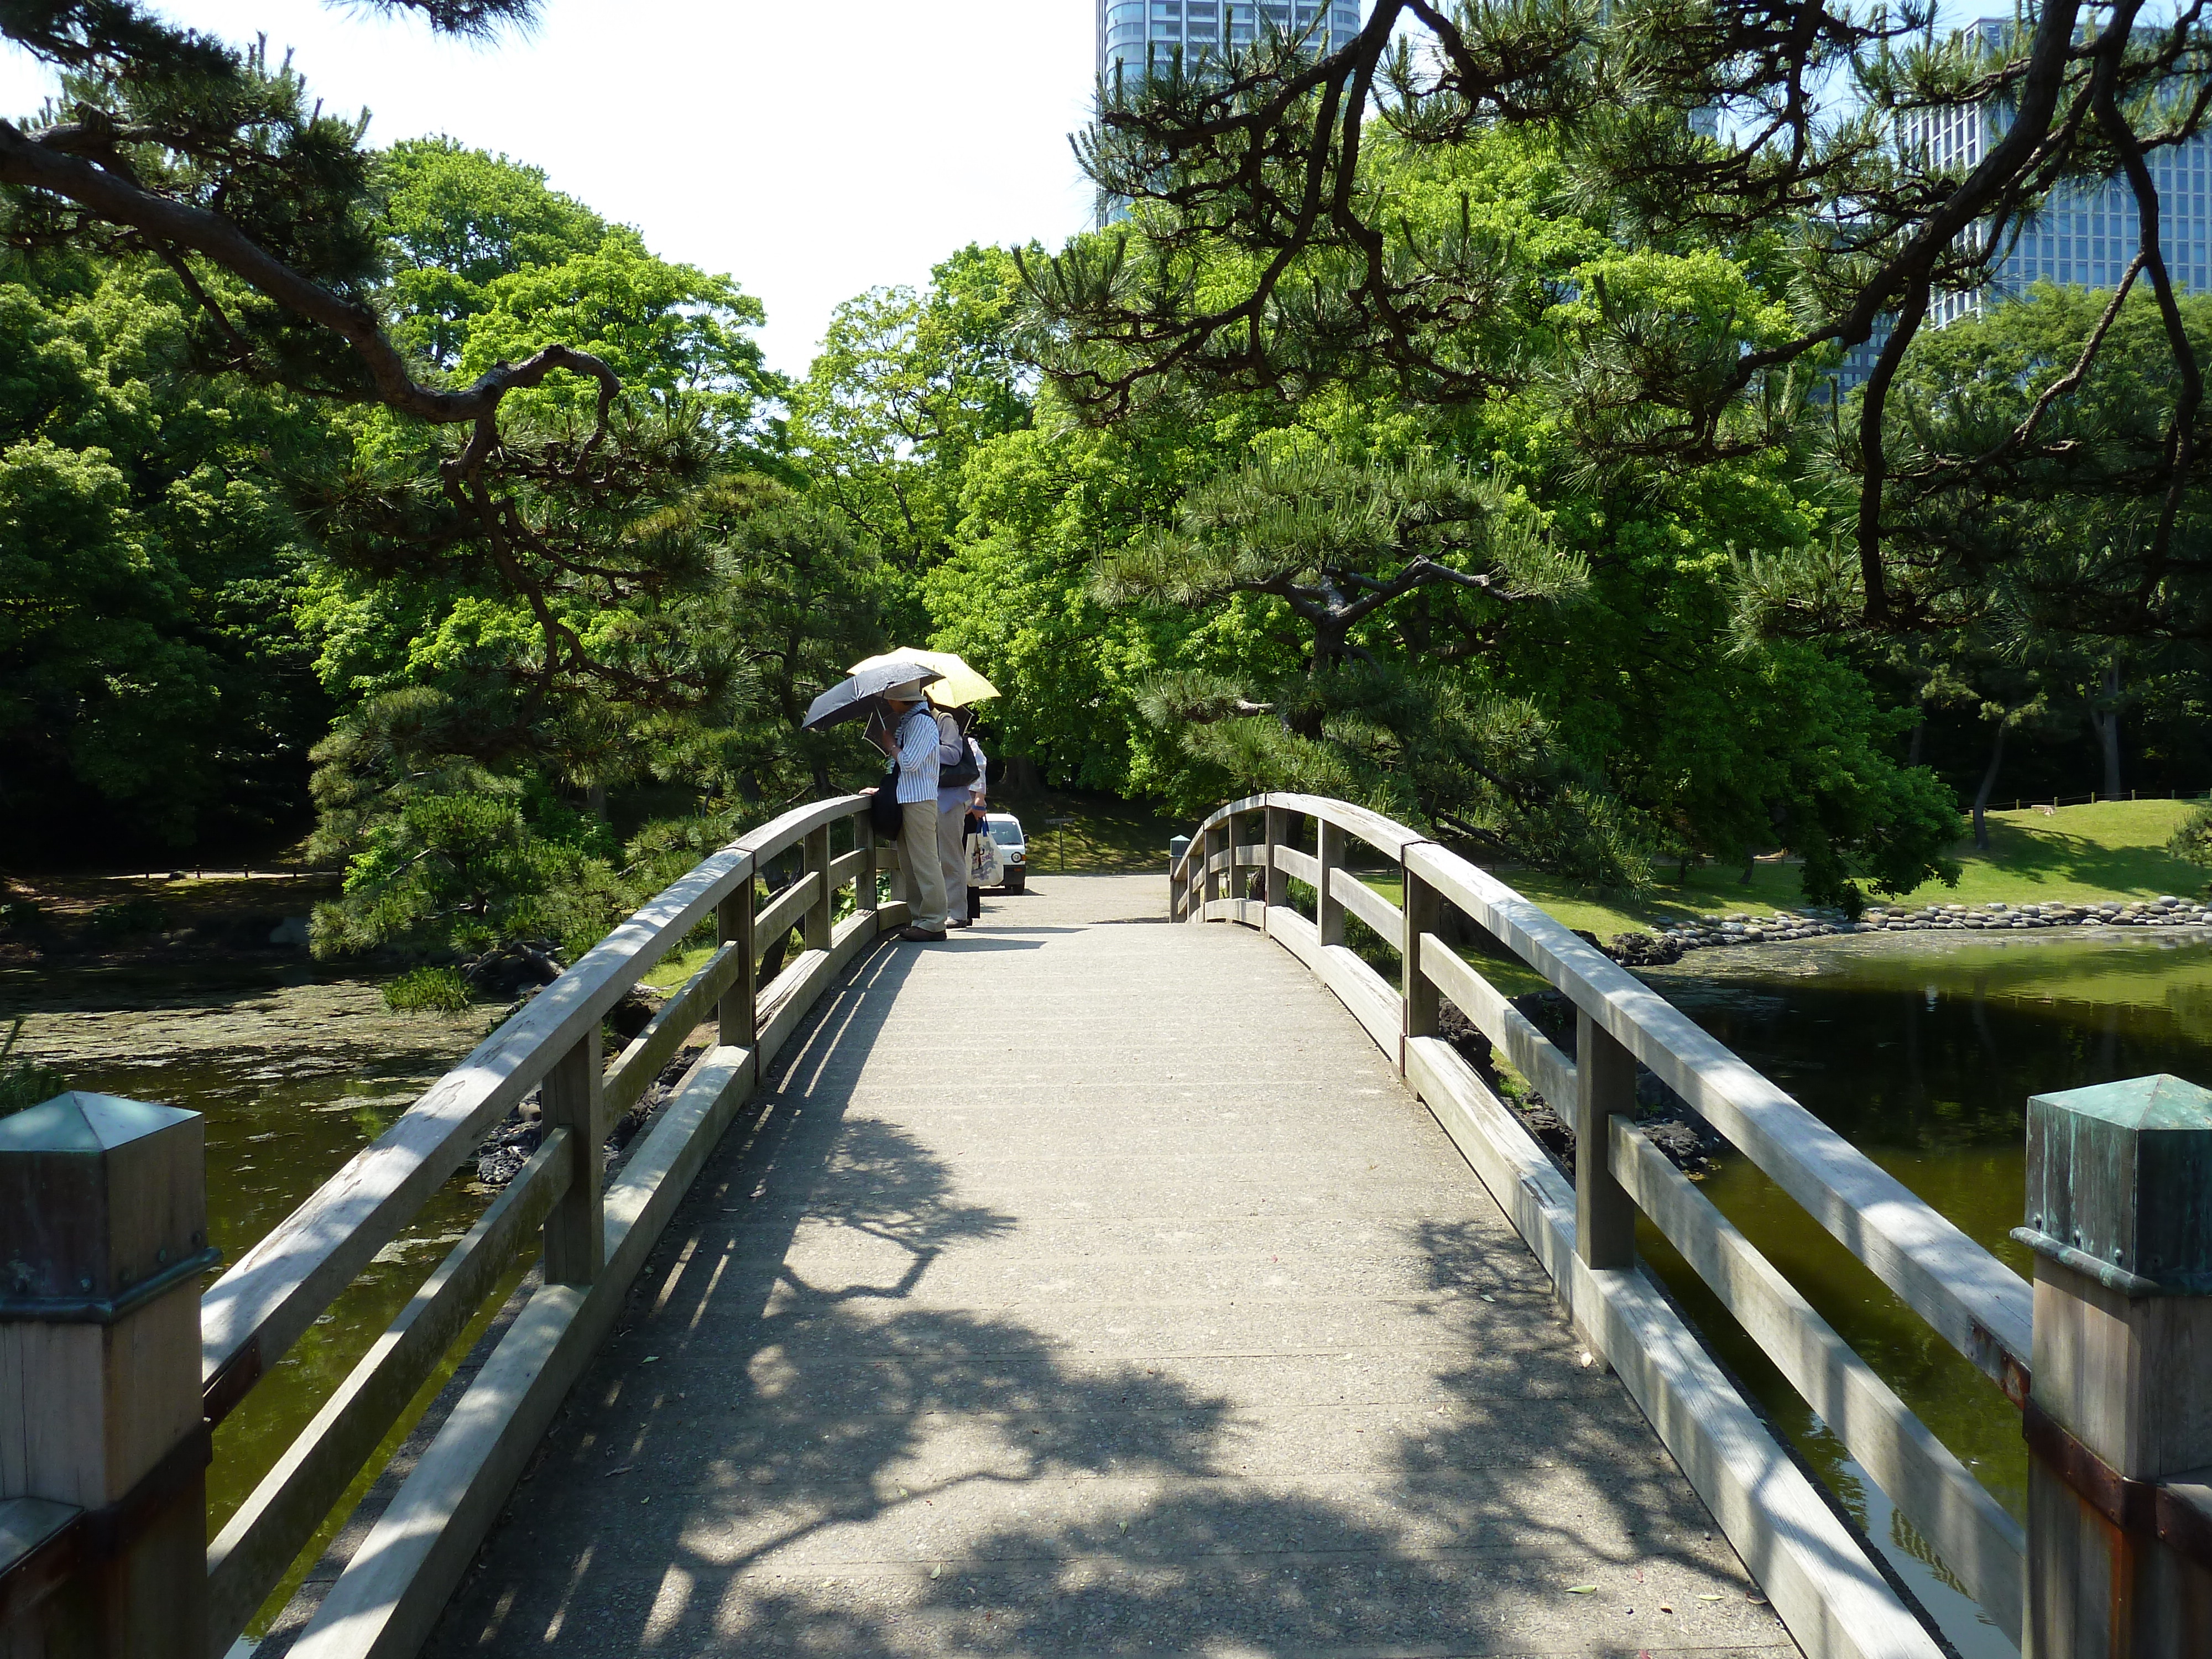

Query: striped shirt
[{"left": 893, "top": 707, "right": 960, "bottom": 805}]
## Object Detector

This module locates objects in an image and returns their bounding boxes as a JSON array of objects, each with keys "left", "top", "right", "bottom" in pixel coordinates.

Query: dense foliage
[{"left": 8, "top": 0, "right": 2211, "bottom": 953}]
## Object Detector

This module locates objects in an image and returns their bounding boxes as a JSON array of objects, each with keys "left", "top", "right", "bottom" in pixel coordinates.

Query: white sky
[{"left": 0, "top": 0, "right": 1099, "bottom": 375}]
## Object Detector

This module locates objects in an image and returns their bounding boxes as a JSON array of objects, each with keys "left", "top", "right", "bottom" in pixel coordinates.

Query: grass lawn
[
  {"left": 1506, "top": 798, "right": 2212, "bottom": 939},
  {"left": 991, "top": 787, "right": 1182, "bottom": 874}
]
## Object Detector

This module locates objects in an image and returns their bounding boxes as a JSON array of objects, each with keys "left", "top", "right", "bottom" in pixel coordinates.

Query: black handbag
[
  {"left": 869, "top": 755, "right": 902, "bottom": 836},
  {"left": 940, "top": 740, "right": 980, "bottom": 789}
]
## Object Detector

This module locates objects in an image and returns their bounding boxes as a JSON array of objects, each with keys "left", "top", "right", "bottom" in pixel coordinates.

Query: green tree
[
  {"left": 377, "top": 137, "right": 611, "bottom": 371},
  {"left": 1032, "top": 3, "right": 2211, "bottom": 633},
  {"left": 794, "top": 244, "right": 1032, "bottom": 576},
  {"left": 0, "top": 254, "right": 336, "bottom": 852}
]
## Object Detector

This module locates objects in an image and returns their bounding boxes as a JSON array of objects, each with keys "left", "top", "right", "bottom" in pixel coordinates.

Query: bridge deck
[{"left": 426, "top": 874, "right": 1797, "bottom": 1658}]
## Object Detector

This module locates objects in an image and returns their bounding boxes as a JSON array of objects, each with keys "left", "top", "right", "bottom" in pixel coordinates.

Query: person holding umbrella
[
  {"left": 875, "top": 680, "right": 965, "bottom": 941},
  {"left": 800, "top": 661, "right": 958, "bottom": 942},
  {"left": 848, "top": 651, "right": 999, "bottom": 933}
]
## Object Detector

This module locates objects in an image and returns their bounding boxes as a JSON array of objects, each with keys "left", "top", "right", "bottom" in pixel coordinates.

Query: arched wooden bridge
[{"left": 3, "top": 793, "right": 2208, "bottom": 1659}]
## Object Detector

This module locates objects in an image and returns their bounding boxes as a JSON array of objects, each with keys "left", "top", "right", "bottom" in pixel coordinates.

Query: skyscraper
[
  {"left": 1097, "top": 1, "right": 1365, "bottom": 92},
  {"left": 1905, "top": 19, "right": 2212, "bottom": 326},
  {"left": 1822, "top": 17, "right": 2212, "bottom": 390}
]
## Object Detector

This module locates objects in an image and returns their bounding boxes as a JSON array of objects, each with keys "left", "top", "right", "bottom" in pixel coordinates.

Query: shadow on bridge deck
[{"left": 424, "top": 874, "right": 1796, "bottom": 1659}]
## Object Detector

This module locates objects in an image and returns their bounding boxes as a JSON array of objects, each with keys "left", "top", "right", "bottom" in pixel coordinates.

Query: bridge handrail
[
  {"left": 1172, "top": 792, "right": 2033, "bottom": 1648},
  {"left": 1169, "top": 792, "right": 2033, "bottom": 1385},
  {"left": 195, "top": 789, "right": 901, "bottom": 1654}
]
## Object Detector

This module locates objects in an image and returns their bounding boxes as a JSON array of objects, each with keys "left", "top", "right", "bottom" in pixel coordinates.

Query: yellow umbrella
[{"left": 848, "top": 650, "right": 998, "bottom": 708}]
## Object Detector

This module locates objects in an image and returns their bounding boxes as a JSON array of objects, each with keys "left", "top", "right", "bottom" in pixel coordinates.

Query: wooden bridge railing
[
  {"left": 1171, "top": 792, "right": 2212, "bottom": 1659},
  {"left": 2, "top": 791, "right": 910, "bottom": 1659}
]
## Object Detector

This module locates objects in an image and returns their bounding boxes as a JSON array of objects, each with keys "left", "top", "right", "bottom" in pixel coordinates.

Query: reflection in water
[
  {"left": 0, "top": 965, "right": 504, "bottom": 1631},
  {"left": 1642, "top": 931, "right": 2212, "bottom": 1658}
]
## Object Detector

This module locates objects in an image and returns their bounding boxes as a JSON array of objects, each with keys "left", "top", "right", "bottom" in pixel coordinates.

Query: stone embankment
[{"left": 1605, "top": 893, "right": 2212, "bottom": 964}]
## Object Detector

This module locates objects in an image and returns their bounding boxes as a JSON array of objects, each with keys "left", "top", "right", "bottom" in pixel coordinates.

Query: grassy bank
[
  {"left": 1509, "top": 799, "right": 2211, "bottom": 940},
  {"left": 991, "top": 787, "right": 1182, "bottom": 874}
]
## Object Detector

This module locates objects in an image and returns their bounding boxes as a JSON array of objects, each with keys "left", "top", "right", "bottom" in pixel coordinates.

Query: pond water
[
  {"left": 1641, "top": 929, "right": 2212, "bottom": 1658},
  {"left": 0, "top": 963, "right": 503, "bottom": 1628}
]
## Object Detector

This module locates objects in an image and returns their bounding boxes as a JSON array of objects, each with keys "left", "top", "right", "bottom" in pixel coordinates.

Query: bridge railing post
[
  {"left": 1572, "top": 1010, "right": 1637, "bottom": 1277},
  {"left": 2015, "top": 1075, "right": 2212, "bottom": 1658},
  {"left": 0, "top": 1093, "right": 215, "bottom": 1657},
  {"left": 1317, "top": 819, "right": 1347, "bottom": 947},
  {"left": 804, "top": 822, "right": 834, "bottom": 952},
  {"left": 717, "top": 868, "right": 756, "bottom": 1050},
  {"left": 540, "top": 1027, "right": 604, "bottom": 1285},
  {"left": 1400, "top": 848, "right": 1439, "bottom": 1076},
  {"left": 1227, "top": 810, "right": 1253, "bottom": 906},
  {"left": 854, "top": 814, "right": 878, "bottom": 923},
  {"left": 1262, "top": 807, "right": 1289, "bottom": 927},
  {"left": 1168, "top": 834, "right": 1191, "bottom": 920}
]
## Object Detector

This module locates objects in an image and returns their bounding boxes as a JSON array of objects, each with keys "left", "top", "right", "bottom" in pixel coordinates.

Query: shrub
[
  {"left": 0, "top": 1020, "right": 65, "bottom": 1116},
  {"left": 383, "top": 966, "right": 473, "bottom": 1014},
  {"left": 87, "top": 897, "right": 168, "bottom": 941},
  {"left": 2168, "top": 804, "right": 2212, "bottom": 892}
]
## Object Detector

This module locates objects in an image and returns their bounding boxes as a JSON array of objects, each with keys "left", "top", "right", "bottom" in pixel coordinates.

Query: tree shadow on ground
[
  {"left": 424, "top": 941, "right": 1788, "bottom": 1659},
  {"left": 1965, "top": 817, "right": 2204, "bottom": 895}
]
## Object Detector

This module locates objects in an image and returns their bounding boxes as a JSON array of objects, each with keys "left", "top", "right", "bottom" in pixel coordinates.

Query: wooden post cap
[
  {"left": 0, "top": 1092, "right": 219, "bottom": 1322},
  {"left": 2013, "top": 1073, "right": 2212, "bottom": 1296}
]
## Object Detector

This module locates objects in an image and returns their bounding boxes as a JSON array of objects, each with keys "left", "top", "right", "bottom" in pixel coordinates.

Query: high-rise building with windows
[
  {"left": 1824, "top": 17, "right": 2212, "bottom": 390},
  {"left": 1906, "top": 19, "right": 2212, "bottom": 326},
  {"left": 1097, "top": 0, "right": 1365, "bottom": 92}
]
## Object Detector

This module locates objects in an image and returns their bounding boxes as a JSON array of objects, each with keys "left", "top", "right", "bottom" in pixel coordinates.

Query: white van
[{"left": 984, "top": 812, "right": 1027, "bottom": 892}]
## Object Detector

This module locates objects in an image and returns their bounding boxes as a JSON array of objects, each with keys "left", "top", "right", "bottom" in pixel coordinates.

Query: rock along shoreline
[{"left": 1605, "top": 893, "right": 2212, "bottom": 967}]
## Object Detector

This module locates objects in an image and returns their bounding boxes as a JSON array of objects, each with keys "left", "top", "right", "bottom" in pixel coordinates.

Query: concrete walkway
[{"left": 426, "top": 874, "right": 1798, "bottom": 1658}]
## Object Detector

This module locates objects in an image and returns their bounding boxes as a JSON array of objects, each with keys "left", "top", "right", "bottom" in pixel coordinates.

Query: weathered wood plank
[
  {"left": 1417, "top": 934, "right": 1575, "bottom": 1106},
  {"left": 204, "top": 1130, "right": 572, "bottom": 1652},
  {"left": 1271, "top": 842, "right": 1321, "bottom": 888},
  {"left": 604, "top": 944, "right": 743, "bottom": 1120},
  {"left": 1266, "top": 904, "right": 1319, "bottom": 969},
  {"left": 1199, "top": 898, "right": 1265, "bottom": 927},
  {"left": 1610, "top": 1118, "right": 2025, "bottom": 1643},
  {"left": 200, "top": 793, "right": 869, "bottom": 1408},
  {"left": 752, "top": 870, "right": 822, "bottom": 947},
  {"left": 536, "top": 1032, "right": 601, "bottom": 1287},
  {"left": 1328, "top": 868, "right": 1403, "bottom": 952},
  {"left": 1402, "top": 1037, "right": 1948, "bottom": 1659},
  {"left": 827, "top": 846, "right": 871, "bottom": 893},
  {"left": 1402, "top": 838, "right": 2034, "bottom": 1393},
  {"left": 1251, "top": 792, "right": 1422, "bottom": 860},
  {"left": 756, "top": 910, "right": 883, "bottom": 1073},
  {"left": 281, "top": 1036, "right": 761, "bottom": 1659},
  {"left": 1314, "top": 943, "right": 1401, "bottom": 1056},
  {"left": 755, "top": 951, "right": 830, "bottom": 1071}
]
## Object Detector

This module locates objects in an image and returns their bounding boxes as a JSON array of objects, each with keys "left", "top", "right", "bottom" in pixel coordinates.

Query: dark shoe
[
  {"left": 948, "top": 917, "right": 972, "bottom": 929},
  {"left": 896, "top": 925, "right": 947, "bottom": 942}
]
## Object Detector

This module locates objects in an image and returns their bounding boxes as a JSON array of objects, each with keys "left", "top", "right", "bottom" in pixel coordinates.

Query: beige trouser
[
  {"left": 938, "top": 804, "right": 969, "bottom": 919},
  {"left": 899, "top": 800, "right": 950, "bottom": 932}
]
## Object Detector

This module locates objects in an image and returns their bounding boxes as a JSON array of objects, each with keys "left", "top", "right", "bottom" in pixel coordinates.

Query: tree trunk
[
  {"left": 2091, "top": 660, "right": 2124, "bottom": 799},
  {"left": 1907, "top": 712, "right": 1925, "bottom": 767},
  {"left": 586, "top": 780, "right": 607, "bottom": 818},
  {"left": 1972, "top": 718, "right": 2008, "bottom": 851}
]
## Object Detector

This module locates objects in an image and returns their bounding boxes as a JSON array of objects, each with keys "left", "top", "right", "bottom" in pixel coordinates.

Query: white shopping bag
[{"left": 968, "top": 832, "right": 1003, "bottom": 888}]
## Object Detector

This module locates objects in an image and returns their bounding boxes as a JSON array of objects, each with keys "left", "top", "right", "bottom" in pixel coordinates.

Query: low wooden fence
[
  {"left": 1170, "top": 792, "right": 2212, "bottom": 1659},
  {"left": 1, "top": 792, "right": 908, "bottom": 1659}
]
